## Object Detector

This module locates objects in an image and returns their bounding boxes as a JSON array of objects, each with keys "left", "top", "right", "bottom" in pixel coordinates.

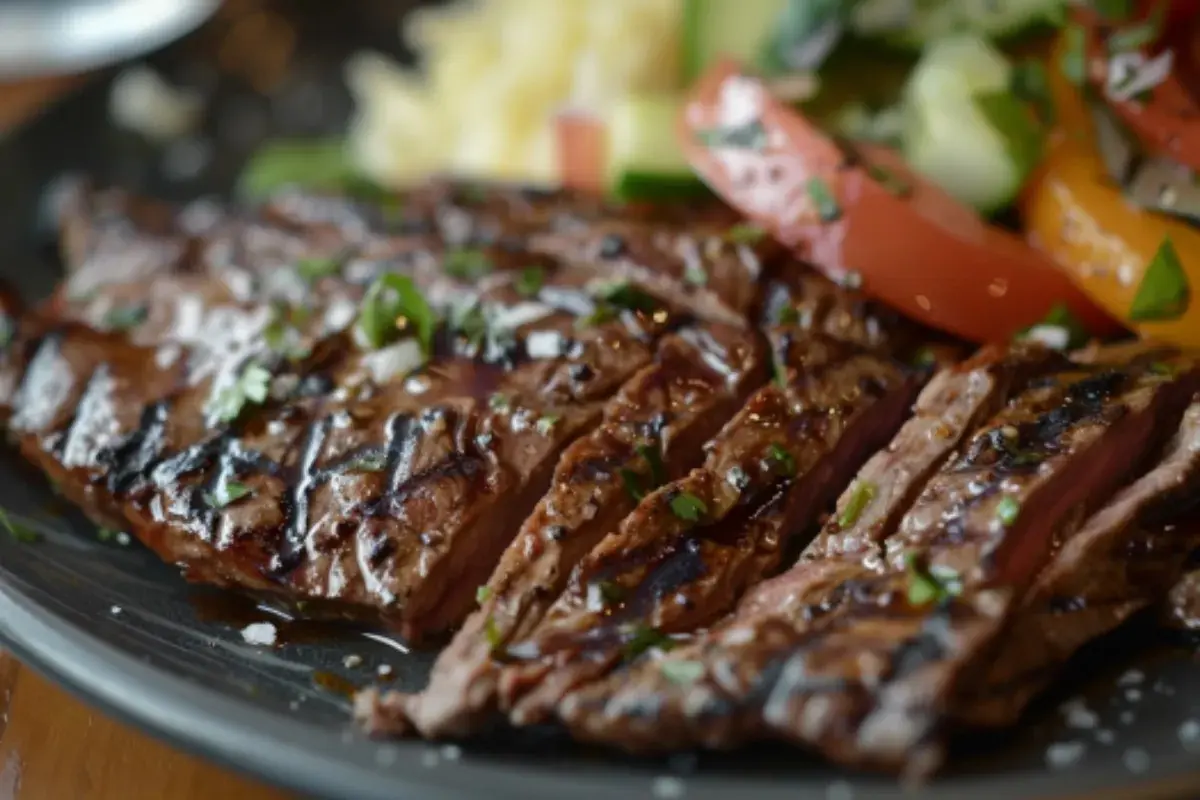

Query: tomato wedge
[
  {"left": 678, "top": 60, "right": 1117, "bottom": 344},
  {"left": 1082, "top": 6, "right": 1200, "bottom": 173}
]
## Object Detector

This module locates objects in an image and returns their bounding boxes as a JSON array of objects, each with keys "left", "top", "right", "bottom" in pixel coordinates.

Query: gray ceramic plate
[{"left": 2, "top": 4, "right": 1200, "bottom": 798}]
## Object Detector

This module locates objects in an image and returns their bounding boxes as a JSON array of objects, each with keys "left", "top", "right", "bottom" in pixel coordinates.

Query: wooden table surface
[{"left": 0, "top": 77, "right": 291, "bottom": 800}]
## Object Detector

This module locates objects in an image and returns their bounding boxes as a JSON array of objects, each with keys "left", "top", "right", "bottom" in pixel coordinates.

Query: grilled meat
[
  {"left": 550, "top": 351, "right": 1200, "bottom": 773},
  {"left": 496, "top": 332, "right": 922, "bottom": 726},
  {"left": 552, "top": 343, "right": 1064, "bottom": 752},
  {"left": 952, "top": 400, "right": 1200, "bottom": 727},
  {"left": 2, "top": 182, "right": 775, "bottom": 642}
]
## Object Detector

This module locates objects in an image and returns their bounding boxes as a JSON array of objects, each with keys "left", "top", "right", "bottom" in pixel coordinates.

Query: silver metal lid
[{"left": 0, "top": 0, "right": 219, "bottom": 78}]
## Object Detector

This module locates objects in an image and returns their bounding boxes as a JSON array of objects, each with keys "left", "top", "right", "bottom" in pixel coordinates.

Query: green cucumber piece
[
  {"left": 851, "top": 0, "right": 1066, "bottom": 48},
  {"left": 606, "top": 95, "right": 707, "bottom": 202},
  {"left": 682, "top": 0, "right": 789, "bottom": 82},
  {"left": 901, "top": 35, "right": 1043, "bottom": 214}
]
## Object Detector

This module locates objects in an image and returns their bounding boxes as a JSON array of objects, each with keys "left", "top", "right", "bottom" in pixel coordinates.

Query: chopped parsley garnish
[
  {"left": 591, "top": 580, "right": 627, "bottom": 608},
  {"left": 210, "top": 362, "right": 272, "bottom": 424},
  {"left": 725, "top": 223, "right": 767, "bottom": 244},
  {"left": 839, "top": 481, "right": 876, "bottom": 527},
  {"left": 635, "top": 443, "right": 666, "bottom": 487},
  {"left": 620, "top": 468, "right": 646, "bottom": 503},
  {"left": 1060, "top": 24, "right": 1087, "bottom": 86},
  {"left": 206, "top": 479, "right": 253, "bottom": 509},
  {"left": 661, "top": 660, "right": 705, "bottom": 686},
  {"left": 995, "top": 495, "right": 1021, "bottom": 527},
  {"left": 684, "top": 265, "right": 708, "bottom": 287},
  {"left": 865, "top": 163, "right": 911, "bottom": 197},
  {"left": 1107, "top": 4, "right": 1165, "bottom": 54},
  {"left": 623, "top": 624, "right": 676, "bottom": 661},
  {"left": 1129, "top": 237, "right": 1190, "bottom": 322},
  {"left": 102, "top": 304, "right": 148, "bottom": 332},
  {"left": 669, "top": 492, "right": 708, "bottom": 522},
  {"left": 905, "top": 552, "right": 962, "bottom": 607},
  {"left": 694, "top": 120, "right": 768, "bottom": 151},
  {"left": 452, "top": 301, "right": 489, "bottom": 350},
  {"left": 488, "top": 393, "right": 511, "bottom": 413},
  {"left": 1011, "top": 60, "right": 1055, "bottom": 126},
  {"left": 1149, "top": 361, "right": 1179, "bottom": 376},
  {"left": 97, "top": 528, "right": 117, "bottom": 542},
  {"left": 576, "top": 305, "right": 617, "bottom": 330},
  {"left": 1016, "top": 303, "right": 1089, "bottom": 351},
  {"left": 264, "top": 303, "right": 311, "bottom": 361},
  {"left": 356, "top": 273, "right": 435, "bottom": 353},
  {"left": 0, "top": 509, "right": 40, "bottom": 543},
  {"left": 484, "top": 615, "right": 503, "bottom": 651},
  {"left": 514, "top": 266, "right": 546, "bottom": 297},
  {"left": 774, "top": 358, "right": 790, "bottom": 389},
  {"left": 767, "top": 443, "right": 796, "bottom": 477},
  {"left": 476, "top": 585, "right": 491, "bottom": 604},
  {"left": 776, "top": 305, "right": 800, "bottom": 326},
  {"left": 443, "top": 248, "right": 493, "bottom": 281},
  {"left": 806, "top": 177, "right": 841, "bottom": 222},
  {"left": 973, "top": 91, "right": 1045, "bottom": 181},
  {"left": 594, "top": 281, "right": 659, "bottom": 314},
  {"left": 536, "top": 414, "right": 560, "bottom": 435},
  {"left": 910, "top": 347, "right": 937, "bottom": 369},
  {"left": 295, "top": 256, "right": 341, "bottom": 283}
]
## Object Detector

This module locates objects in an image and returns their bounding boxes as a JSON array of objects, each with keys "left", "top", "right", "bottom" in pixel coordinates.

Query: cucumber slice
[
  {"left": 901, "top": 35, "right": 1042, "bottom": 214},
  {"left": 682, "top": 0, "right": 788, "bottom": 82},
  {"left": 851, "top": 0, "right": 1066, "bottom": 48},
  {"left": 606, "top": 95, "right": 707, "bottom": 202}
]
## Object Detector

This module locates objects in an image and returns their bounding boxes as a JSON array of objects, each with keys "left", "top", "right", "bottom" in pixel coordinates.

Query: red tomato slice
[
  {"left": 1084, "top": 7, "right": 1200, "bottom": 172},
  {"left": 677, "top": 60, "right": 1119, "bottom": 344}
]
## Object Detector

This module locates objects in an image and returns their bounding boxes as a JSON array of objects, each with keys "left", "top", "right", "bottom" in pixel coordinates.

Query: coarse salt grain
[
  {"left": 1095, "top": 729, "right": 1116, "bottom": 745},
  {"left": 1179, "top": 719, "right": 1200, "bottom": 749},
  {"left": 1062, "top": 699, "right": 1099, "bottom": 730},
  {"left": 1045, "top": 741, "right": 1086, "bottom": 769},
  {"left": 343, "top": 654, "right": 363, "bottom": 669},
  {"left": 1117, "top": 669, "right": 1144, "bottom": 686},
  {"left": 240, "top": 622, "right": 277, "bottom": 647},
  {"left": 1123, "top": 747, "right": 1150, "bottom": 774},
  {"left": 652, "top": 776, "right": 686, "bottom": 799}
]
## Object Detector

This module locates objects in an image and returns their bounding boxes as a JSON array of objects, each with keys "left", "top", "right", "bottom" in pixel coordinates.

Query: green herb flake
[
  {"left": 865, "top": 163, "right": 912, "bottom": 197},
  {"left": 725, "top": 223, "right": 767, "bottom": 244},
  {"left": 635, "top": 443, "right": 666, "bottom": 487},
  {"left": 1129, "top": 237, "right": 1190, "bottom": 322},
  {"left": 838, "top": 480, "right": 877, "bottom": 527},
  {"left": 576, "top": 305, "right": 617, "bottom": 330},
  {"left": 973, "top": 90, "right": 1045, "bottom": 180},
  {"left": 595, "top": 281, "right": 659, "bottom": 313},
  {"left": 806, "top": 177, "right": 841, "bottom": 222},
  {"left": 356, "top": 273, "right": 436, "bottom": 353},
  {"left": 0, "top": 509, "right": 41, "bottom": 543},
  {"left": 623, "top": 624, "right": 676, "bottom": 661},
  {"left": 694, "top": 120, "right": 768, "bottom": 151},
  {"left": 476, "top": 585, "right": 492, "bottom": 604},
  {"left": 620, "top": 468, "right": 646, "bottom": 503},
  {"left": 102, "top": 304, "right": 148, "bottom": 332},
  {"left": 767, "top": 443, "right": 796, "bottom": 477},
  {"left": 484, "top": 615, "right": 503, "bottom": 651},
  {"left": 905, "top": 552, "right": 962, "bottom": 607},
  {"left": 536, "top": 414, "right": 560, "bottom": 435},
  {"left": 1149, "top": 360, "right": 1179, "bottom": 376},
  {"left": 594, "top": 580, "right": 627, "bottom": 607},
  {"left": 684, "top": 265, "right": 708, "bottom": 287},
  {"left": 206, "top": 479, "right": 253, "bottom": 509},
  {"left": 1011, "top": 60, "right": 1055, "bottom": 126},
  {"left": 443, "top": 248, "right": 493, "bottom": 281},
  {"left": 776, "top": 305, "right": 800, "bottom": 326},
  {"left": 97, "top": 528, "right": 117, "bottom": 542},
  {"left": 341, "top": 451, "right": 388, "bottom": 473},
  {"left": 0, "top": 316, "right": 14, "bottom": 349},
  {"left": 488, "top": 393, "right": 511, "bottom": 413},
  {"left": 1107, "top": 3, "right": 1165, "bottom": 54},
  {"left": 661, "top": 660, "right": 706, "bottom": 686},
  {"left": 514, "top": 266, "right": 546, "bottom": 297},
  {"left": 1060, "top": 24, "right": 1087, "bottom": 86},
  {"left": 774, "top": 358, "right": 790, "bottom": 389},
  {"left": 1016, "top": 303, "right": 1090, "bottom": 350},
  {"left": 910, "top": 347, "right": 937, "bottom": 369},
  {"left": 210, "top": 362, "right": 272, "bottom": 424},
  {"left": 995, "top": 495, "right": 1021, "bottom": 527},
  {"left": 295, "top": 256, "right": 341, "bottom": 283},
  {"left": 669, "top": 492, "right": 708, "bottom": 522}
]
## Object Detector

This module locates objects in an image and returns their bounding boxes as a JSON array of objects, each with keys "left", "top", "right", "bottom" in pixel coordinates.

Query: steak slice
[
  {"left": 10, "top": 189, "right": 765, "bottom": 641},
  {"left": 952, "top": 400, "right": 1200, "bottom": 727},
  {"left": 554, "top": 343, "right": 1064, "bottom": 751},
  {"left": 497, "top": 333, "right": 921, "bottom": 726},
  {"left": 553, "top": 352, "right": 1200, "bottom": 769},
  {"left": 360, "top": 323, "right": 766, "bottom": 737}
]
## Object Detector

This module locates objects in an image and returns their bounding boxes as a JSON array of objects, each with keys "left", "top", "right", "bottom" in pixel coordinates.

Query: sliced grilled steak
[
  {"left": 360, "top": 323, "right": 766, "bottom": 737},
  {"left": 554, "top": 343, "right": 1064, "bottom": 751},
  {"left": 553, "top": 353, "right": 1200, "bottom": 770},
  {"left": 952, "top": 400, "right": 1200, "bottom": 727},
  {"left": 8, "top": 185, "right": 779, "bottom": 641},
  {"left": 497, "top": 333, "right": 921, "bottom": 726}
]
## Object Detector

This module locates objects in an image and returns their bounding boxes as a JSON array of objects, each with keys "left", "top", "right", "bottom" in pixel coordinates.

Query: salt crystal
[
  {"left": 1123, "top": 747, "right": 1150, "bottom": 774},
  {"left": 1045, "top": 741, "right": 1086, "bottom": 769},
  {"left": 116, "top": 532, "right": 131, "bottom": 546},
  {"left": 110, "top": 606, "right": 122, "bottom": 616},
  {"left": 652, "top": 776, "right": 686, "bottom": 799},
  {"left": 1179, "top": 719, "right": 1200, "bottom": 750},
  {"left": 1117, "top": 669, "right": 1144, "bottom": 686},
  {"left": 1125, "top": 688, "right": 1143, "bottom": 702},
  {"left": 1120, "top": 711, "right": 1136, "bottom": 725},
  {"left": 240, "top": 622, "right": 277, "bottom": 647},
  {"left": 1095, "top": 729, "right": 1116, "bottom": 745},
  {"left": 1062, "top": 699, "right": 1099, "bottom": 730},
  {"left": 343, "top": 654, "right": 363, "bottom": 669},
  {"left": 377, "top": 664, "right": 394, "bottom": 678},
  {"left": 440, "top": 744, "right": 462, "bottom": 762}
]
